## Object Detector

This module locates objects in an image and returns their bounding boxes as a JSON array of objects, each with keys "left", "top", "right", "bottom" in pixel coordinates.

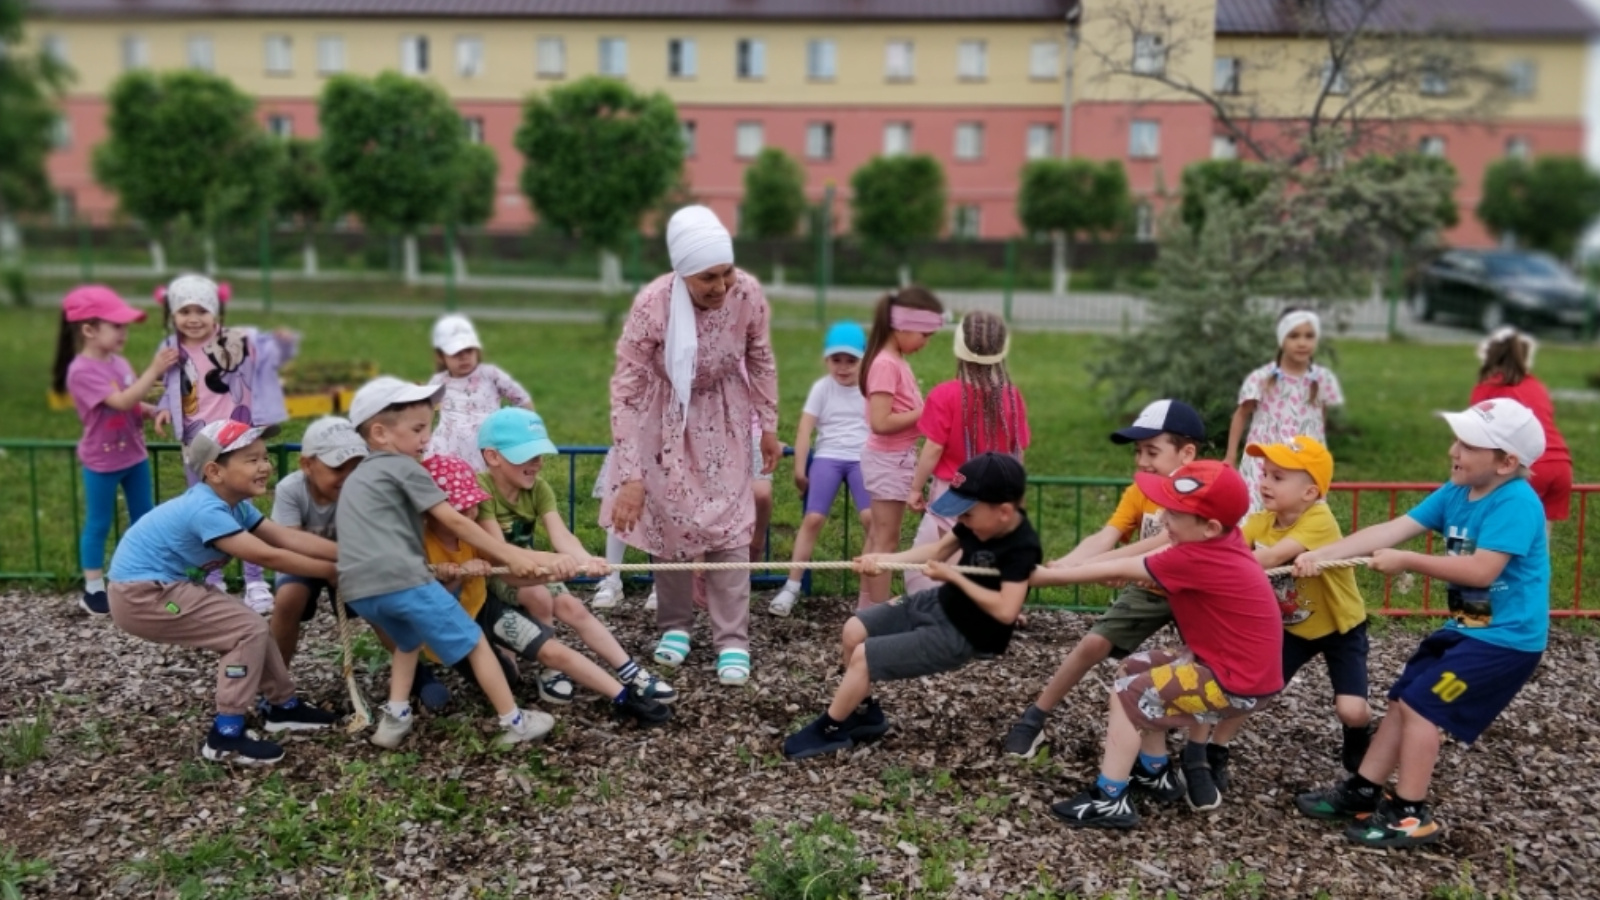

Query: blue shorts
[
  {"left": 1283, "top": 621, "right": 1369, "bottom": 699},
  {"left": 272, "top": 573, "right": 354, "bottom": 623},
  {"left": 1389, "top": 629, "right": 1541, "bottom": 744},
  {"left": 347, "top": 582, "right": 483, "bottom": 666}
]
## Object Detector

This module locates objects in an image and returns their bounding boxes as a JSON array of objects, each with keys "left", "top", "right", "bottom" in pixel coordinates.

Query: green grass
[
  {"left": 0, "top": 704, "right": 50, "bottom": 771},
  {"left": 1, "top": 304, "right": 1597, "bottom": 609},
  {"left": 0, "top": 847, "right": 52, "bottom": 900}
]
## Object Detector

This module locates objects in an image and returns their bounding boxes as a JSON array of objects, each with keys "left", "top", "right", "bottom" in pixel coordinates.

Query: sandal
[
  {"left": 717, "top": 648, "right": 751, "bottom": 686},
  {"left": 653, "top": 629, "right": 691, "bottom": 667}
]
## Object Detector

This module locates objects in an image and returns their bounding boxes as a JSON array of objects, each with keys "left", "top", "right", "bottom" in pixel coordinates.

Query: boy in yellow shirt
[{"left": 1182, "top": 435, "right": 1373, "bottom": 810}]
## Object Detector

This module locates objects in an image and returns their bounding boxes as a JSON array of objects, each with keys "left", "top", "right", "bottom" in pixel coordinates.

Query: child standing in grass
[
  {"left": 426, "top": 313, "right": 533, "bottom": 472},
  {"left": 858, "top": 287, "right": 944, "bottom": 606},
  {"left": 1471, "top": 327, "right": 1571, "bottom": 537},
  {"left": 1226, "top": 308, "right": 1344, "bottom": 512},
  {"left": 1293, "top": 400, "right": 1547, "bottom": 849},
  {"left": 52, "top": 286, "right": 179, "bottom": 616}
]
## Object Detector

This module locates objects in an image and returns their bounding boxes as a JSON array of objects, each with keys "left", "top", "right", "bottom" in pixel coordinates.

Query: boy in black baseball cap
[{"left": 783, "top": 453, "right": 1042, "bottom": 760}]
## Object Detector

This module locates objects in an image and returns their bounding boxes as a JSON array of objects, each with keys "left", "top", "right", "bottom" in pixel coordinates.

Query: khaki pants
[
  {"left": 654, "top": 546, "right": 749, "bottom": 652},
  {"left": 110, "top": 581, "right": 293, "bottom": 716}
]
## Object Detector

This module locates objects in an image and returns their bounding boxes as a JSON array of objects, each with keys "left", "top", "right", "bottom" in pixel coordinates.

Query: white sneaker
[
  {"left": 497, "top": 708, "right": 556, "bottom": 746},
  {"left": 591, "top": 575, "right": 623, "bottom": 609},
  {"left": 769, "top": 588, "right": 800, "bottom": 618},
  {"left": 643, "top": 587, "right": 658, "bottom": 612},
  {"left": 371, "top": 708, "right": 414, "bottom": 750},
  {"left": 243, "top": 581, "right": 275, "bottom": 615}
]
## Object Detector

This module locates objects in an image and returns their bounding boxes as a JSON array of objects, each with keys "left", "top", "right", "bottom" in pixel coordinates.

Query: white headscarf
[
  {"left": 663, "top": 206, "right": 734, "bottom": 420},
  {"left": 1276, "top": 310, "right": 1321, "bottom": 347}
]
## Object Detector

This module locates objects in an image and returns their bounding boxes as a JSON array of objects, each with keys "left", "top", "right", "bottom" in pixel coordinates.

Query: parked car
[{"left": 1411, "top": 249, "right": 1594, "bottom": 335}]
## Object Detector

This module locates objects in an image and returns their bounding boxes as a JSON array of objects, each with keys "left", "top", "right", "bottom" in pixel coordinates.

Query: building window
[
  {"left": 267, "top": 114, "right": 293, "bottom": 139},
  {"left": 53, "top": 190, "right": 76, "bottom": 225},
  {"left": 806, "top": 122, "right": 834, "bottom": 161},
  {"left": 681, "top": 120, "right": 697, "bottom": 158},
  {"left": 957, "top": 40, "right": 987, "bottom": 80},
  {"left": 41, "top": 34, "right": 67, "bottom": 65},
  {"left": 954, "top": 122, "right": 984, "bottom": 161},
  {"left": 599, "top": 38, "right": 627, "bottom": 77},
  {"left": 737, "top": 38, "right": 766, "bottom": 80},
  {"left": 1419, "top": 135, "right": 1446, "bottom": 158},
  {"left": 952, "top": 204, "right": 981, "bottom": 239},
  {"left": 1211, "top": 134, "right": 1237, "bottom": 160},
  {"left": 121, "top": 35, "right": 148, "bottom": 71},
  {"left": 1134, "top": 202, "right": 1155, "bottom": 242},
  {"left": 1026, "top": 124, "right": 1056, "bottom": 160},
  {"left": 400, "top": 35, "right": 429, "bottom": 75},
  {"left": 1506, "top": 59, "right": 1537, "bottom": 98},
  {"left": 883, "top": 121, "right": 912, "bottom": 156},
  {"left": 1129, "top": 120, "right": 1160, "bottom": 159},
  {"left": 265, "top": 35, "right": 292, "bottom": 76},
  {"left": 885, "top": 39, "right": 914, "bottom": 81},
  {"left": 536, "top": 37, "right": 565, "bottom": 78},
  {"left": 51, "top": 116, "right": 72, "bottom": 150},
  {"left": 807, "top": 39, "right": 836, "bottom": 80},
  {"left": 456, "top": 36, "right": 484, "bottom": 77},
  {"left": 668, "top": 38, "right": 697, "bottom": 78},
  {"left": 1214, "top": 57, "right": 1241, "bottom": 94},
  {"left": 1506, "top": 136, "right": 1531, "bottom": 160},
  {"left": 1420, "top": 61, "right": 1450, "bottom": 97},
  {"left": 317, "top": 36, "right": 345, "bottom": 74},
  {"left": 187, "top": 35, "right": 214, "bottom": 71},
  {"left": 1029, "top": 40, "right": 1058, "bottom": 79},
  {"left": 735, "top": 122, "right": 763, "bottom": 159},
  {"left": 1322, "top": 60, "right": 1349, "bottom": 96},
  {"left": 465, "top": 117, "right": 485, "bottom": 144},
  {"left": 1132, "top": 33, "right": 1165, "bottom": 76}
]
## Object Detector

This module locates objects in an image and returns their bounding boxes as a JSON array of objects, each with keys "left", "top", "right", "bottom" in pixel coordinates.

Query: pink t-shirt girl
[
  {"left": 66, "top": 355, "right": 148, "bottom": 473},
  {"left": 862, "top": 354, "right": 922, "bottom": 453},
  {"left": 918, "top": 381, "right": 1030, "bottom": 481}
]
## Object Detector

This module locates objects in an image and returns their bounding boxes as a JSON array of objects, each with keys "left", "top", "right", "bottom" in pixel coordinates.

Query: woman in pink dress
[{"left": 602, "top": 206, "right": 779, "bottom": 686}]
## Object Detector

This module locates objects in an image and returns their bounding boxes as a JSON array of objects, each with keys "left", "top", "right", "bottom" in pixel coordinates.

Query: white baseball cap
[
  {"left": 1439, "top": 399, "right": 1545, "bottom": 467},
  {"left": 432, "top": 314, "right": 481, "bottom": 356},
  {"left": 347, "top": 376, "right": 444, "bottom": 429},
  {"left": 185, "top": 420, "right": 280, "bottom": 471},
  {"left": 299, "top": 416, "right": 369, "bottom": 467}
]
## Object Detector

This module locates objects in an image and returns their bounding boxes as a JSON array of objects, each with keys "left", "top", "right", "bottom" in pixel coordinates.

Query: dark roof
[
  {"left": 1216, "top": 0, "right": 1600, "bottom": 38},
  {"left": 34, "top": 0, "right": 1079, "bottom": 21}
]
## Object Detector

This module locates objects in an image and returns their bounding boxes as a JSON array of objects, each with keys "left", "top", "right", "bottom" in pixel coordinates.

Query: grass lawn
[{"left": 2, "top": 304, "right": 1596, "bottom": 608}]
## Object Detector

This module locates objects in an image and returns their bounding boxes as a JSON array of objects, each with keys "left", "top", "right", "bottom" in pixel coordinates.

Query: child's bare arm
[
  {"left": 907, "top": 439, "right": 943, "bottom": 510},
  {"left": 1052, "top": 525, "right": 1123, "bottom": 567},
  {"left": 253, "top": 520, "right": 338, "bottom": 561},
  {"left": 1292, "top": 516, "right": 1427, "bottom": 577},
  {"left": 1224, "top": 401, "right": 1255, "bottom": 469},
  {"left": 855, "top": 532, "right": 960, "bottom": 574},
  {"left": 1254, "top": 538, "right": 1307, "bottom": 569},
  {"left": 867, "top": 393, "right": 920, "bottom": 435},
  {"left": 1371, "top": 546, "right": 1510, "bottom": 588},
  {"left": 1031, "top": 556, "right": 1151, "bottom": 588},
  {"left": 1076, "top": 531, "right": 1170, "bottom": 564},
  {"left": 426, "top": 502, "right": 577, "bottom": 580},
  {"left": 213, "top": 531, "right": 336, "bottom": 581},
  {"left": 541, "top": 511, "right": 610, "bottom": 576}
]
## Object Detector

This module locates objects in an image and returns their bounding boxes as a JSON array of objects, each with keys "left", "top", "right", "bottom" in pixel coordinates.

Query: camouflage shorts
[{"left": 1112, "top": 648, "right": 1276, "bottom": 730}]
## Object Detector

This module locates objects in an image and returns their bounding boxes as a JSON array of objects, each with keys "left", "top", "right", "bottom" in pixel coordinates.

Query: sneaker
[
  {"left": 839, "top": 700, "right": 891, "bottom": 743},
  {"left": 1295, "top": 779, "right": 1381, "bottom": 820},
  {"left": 1184, "top": 761, "right": 1222, "bottom": 811},
  {"left": 371, "top": 708, "right": 414, "bottom": 749},
  {"left": 1130, "top": 760, "right": 1185, "bottom": 804},
  {"left": 768, "top": 587, "right": 800, "bottom": 617},
  {"left": 262, "top": 698, "right": 340, "bottom": 733},
  {"left": 1207, "top": 743, "right": 1232, "bottom": 793},
  {"left": 243, "top": 580, "right": 275, "bottom": 615},
  {"left": 497, "top": 708, "right": 556, "bottom": 746},
  {"left": 591, "top": 575, "right": 623, "bottom": 610},
  {"left": 1345, "top": 795, "right": 1444, "bottom": 848},
  {"left": 1342, "top": 722, "right": 1377, "bottom": 774},
  {"left": 614, "top": 691, "right": 673, "bottom": 729},
  {"left": 1002, "top": 715, "right": 1046, "bottom": 759},
  {"left": 538, "top": 670, "right": 577, "bottom": 705},
  {"left": 202, "top": 726, "right": 284, "bottom": 765},
  {"left": 627, "top": 669, "right": 678, "bottom": 705},
  {"left": 782, "top": 716, "right": 853, "bottom": 761},
  {"left": 79, "top": 590, "right": 110, "bottom": 616},
  {"left": 643, "top": 587, "right": 658, "bottom": 612},
  {"left": 1049, "top": 785, "right": 1139, "bottom": 830},
  {"left": 412, "top": 666, "right": 451, "bottom": 712}
]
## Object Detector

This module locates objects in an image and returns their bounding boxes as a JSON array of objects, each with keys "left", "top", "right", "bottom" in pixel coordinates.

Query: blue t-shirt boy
[{"left": 109, "top": 483, "right": 264, "bottom": 584}]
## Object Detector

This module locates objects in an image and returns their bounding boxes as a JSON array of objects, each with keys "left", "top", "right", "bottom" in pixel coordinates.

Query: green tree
[
  {"left": 319, "top": 71, "right": 465, "bottom": 283},
  {"left": 1017, "top": 158, "right": 1133, "bottom": 294},
  {"left": 740, "top": 147, "right": 808, "bottom": 285},
  {"left": 444, "top": 142, "right": 499, "bottom": 279},
  {"left": 849, "top": 154, "right": 946, "bottom": 285},
  {"left": 275, "top": 138, "right": 332, "bottom": 275},
  {"left": 0, "top": 0, "right": 72, "bottom": 263},
  {"left": 92, "top": 69, "right": 280, "bottom": 273},
  {"left": 1345, "top": 152, "right": 1459, "bottom": 235},
  {"left": 1477, "top": 155, "right": 1600, "bottom": 261},
  {"left": 515, "top": 76, "right": 684, "bottom": 290},
  {"left": 1178, "top": 159, "right": 1273, "bottom": 232}
]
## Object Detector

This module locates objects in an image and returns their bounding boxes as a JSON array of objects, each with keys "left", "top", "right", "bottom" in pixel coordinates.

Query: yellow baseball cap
[{"left": 1245, "top": 435, "right": 1333, "bottom": 496}]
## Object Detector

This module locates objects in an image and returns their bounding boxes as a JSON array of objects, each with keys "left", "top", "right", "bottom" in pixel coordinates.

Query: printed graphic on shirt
[
  {"left": 1139, "top": 512, "right": 1164, "bottom": 542},
  {"left": 1257, "top": 542, "right": 1310, "bottom": 625},
  {"left": 1444, "top": 525, "right": 1492, "bottom": 628}
]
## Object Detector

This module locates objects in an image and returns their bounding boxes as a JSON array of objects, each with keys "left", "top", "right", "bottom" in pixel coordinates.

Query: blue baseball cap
[
  {"left": 822, "top": 321, "right": 866, "bottom": 358},
  {"left": 477, "top": 408, "right": 557, "bottom": 465},
  {"left": 1110, "top": 399, "right": 1206, "bottom": 444}
]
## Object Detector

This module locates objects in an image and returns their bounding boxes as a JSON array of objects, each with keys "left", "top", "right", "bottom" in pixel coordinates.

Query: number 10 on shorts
[{"left": 1431, "top": 671, "right": 1467, "bottom": 703}]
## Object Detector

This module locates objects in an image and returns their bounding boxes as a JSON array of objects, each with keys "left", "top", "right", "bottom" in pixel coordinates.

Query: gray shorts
[
  {"left": 857, "top": 589, "right": 975, "bottom": 682},
  {"left": 1088, "top": 585, "right": 1174, "bottom": 658}
]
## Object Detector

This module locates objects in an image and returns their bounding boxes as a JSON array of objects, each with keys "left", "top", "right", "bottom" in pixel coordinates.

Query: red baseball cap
[
  {"left": 63, "top": 285, "right": 145, "bottom": 324},
  {"left": 1133, "top": 460, "right": 1250, "bottom": 526}
]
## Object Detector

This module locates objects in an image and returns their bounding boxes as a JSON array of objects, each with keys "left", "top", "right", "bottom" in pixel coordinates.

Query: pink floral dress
[
  {"left": 1238, "top": 362, "right": 1345, "bottom": 512},
  {"left": 601, "top": 269, "right": 778, "bottom": 560},
  {"left": 426, "top": 363, "right": 532, "bottom": 472}
]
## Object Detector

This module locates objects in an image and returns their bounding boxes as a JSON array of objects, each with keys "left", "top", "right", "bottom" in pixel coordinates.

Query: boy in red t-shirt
[{"left": 1031, "top": 460, "right": 1284, "bottom": 829}]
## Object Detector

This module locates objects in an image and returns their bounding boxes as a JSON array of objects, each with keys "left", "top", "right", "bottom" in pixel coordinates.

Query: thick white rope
[{"left": 449, "top": 556, "right": 1375, "bottom": 580}]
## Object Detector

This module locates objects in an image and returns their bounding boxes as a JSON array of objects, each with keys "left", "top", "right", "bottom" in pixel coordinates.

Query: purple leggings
[{"left": 804, "top": 457, "right": 870, "bottom": 516}]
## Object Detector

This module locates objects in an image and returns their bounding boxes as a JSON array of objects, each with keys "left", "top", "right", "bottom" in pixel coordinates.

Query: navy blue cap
[
  {"left": 1110, "top": 399, "right": 1206, "bottom": 444},
  {"left": 929, "top": 453, "right": 1027, "bottom": 518}
]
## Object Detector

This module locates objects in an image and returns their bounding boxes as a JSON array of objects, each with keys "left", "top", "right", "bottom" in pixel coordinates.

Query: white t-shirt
[
  {"left": 803, "top": 375, "right": 869, "bottom": 461},
  {"left": 270, "top": 470, "right": 339, "bottom": 540}
]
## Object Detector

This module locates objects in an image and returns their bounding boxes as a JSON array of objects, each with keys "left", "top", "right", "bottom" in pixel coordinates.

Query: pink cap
[
  {"left": 63, "top": 285, "right": 145, "bottom": 324},
  {"left": 423, "top": 454, "right": 492, "bottom": 512}
]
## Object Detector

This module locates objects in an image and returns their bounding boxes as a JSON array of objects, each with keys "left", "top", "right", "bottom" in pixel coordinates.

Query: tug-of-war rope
[{"left": 331, "top": 557, "right": 1375, "bottom": 732}]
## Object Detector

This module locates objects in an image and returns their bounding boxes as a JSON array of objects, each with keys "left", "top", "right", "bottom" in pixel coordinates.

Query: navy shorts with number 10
[{"left": 1389, "top": 629, "right": 1541, "bottom": 744}]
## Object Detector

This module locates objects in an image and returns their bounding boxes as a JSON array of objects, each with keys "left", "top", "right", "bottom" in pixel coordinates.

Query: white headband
[
  {"left": 1276, "top": 310, "right": 1320, "bottom": 347},
  {"left": 662, "top": 206, "right": 734, "bottom": 423},
  {"left": 1476, "top": 326, "right": 1538, "bottom": 370},
  {"left": 953, "top": 319, "right": 1009, "bottom": 365}
]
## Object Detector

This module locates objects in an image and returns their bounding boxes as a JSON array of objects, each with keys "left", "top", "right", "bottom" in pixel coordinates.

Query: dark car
[{"left": 1411, "top": 249, "right": 1594, "bottom": 334}]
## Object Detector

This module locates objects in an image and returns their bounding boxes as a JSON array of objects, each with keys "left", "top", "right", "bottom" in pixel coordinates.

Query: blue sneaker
[
  {"left": 783, "top": 716, "right": 853, "bottom": 761},
  {"left": 80, "top": 590, "right": 110, "bottom": 616},
  {"left": 839, "top": 700, "right": 891, "bottom": 743},
  {"left": 413, "top": 665, "right": 451, "bottom": 712}
]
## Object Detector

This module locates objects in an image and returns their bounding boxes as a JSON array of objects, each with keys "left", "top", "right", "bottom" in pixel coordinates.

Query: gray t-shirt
[
  {"left": 335, "top": 451, "right": 447, "bottom": 602},
  {"left": 270, "top": 471, "right": 339, "bottom": 540}
]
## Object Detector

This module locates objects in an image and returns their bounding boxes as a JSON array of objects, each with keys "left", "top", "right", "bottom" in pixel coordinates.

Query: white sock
[
  {"left": 605, "top": 531, "right": 627, "bottom": 566},
  {"left": 85, "top": 576, "right": 106, "bottom": 594},
  {"left": 499, "top": 708, "right": 524, "bottom": 727},
  {"left": 384, "top": 700, "right": 412, "bottom": 719},
  {"left": 783, "top": 579, "right": 802, "bottom": 594}
]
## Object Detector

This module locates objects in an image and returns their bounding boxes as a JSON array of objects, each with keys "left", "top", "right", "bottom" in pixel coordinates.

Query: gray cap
[
  {"left": 347, "top": 376, "right": 444, "bottom": 429},
  {"left": 299, "top": 416, "right": 368, "bottom": 467},
  {"left": 185, "top": 420, "right": 280, "bottom": 471}
]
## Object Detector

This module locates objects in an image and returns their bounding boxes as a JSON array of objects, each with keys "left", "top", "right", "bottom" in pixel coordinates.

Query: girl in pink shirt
[
  {"left": 1471, "top": 327, "right": 1573, "bottom": 533},
  {"left": 51, "top": 286, "right": 178, "bottom": 615},
  {"left": 857, "top": 286, "right": 944, "bottom": 605}
]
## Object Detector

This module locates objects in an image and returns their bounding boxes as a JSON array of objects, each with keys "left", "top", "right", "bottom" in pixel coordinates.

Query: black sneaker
[
  {"left": 263, "top": 698, "right": 340, "bottom": 733},
  {"left": 1295, "top": 778, "right": 1381, "bottom": 820},
  {"left": 1049, "top": 785, "right": 1139, "bottom": 830},
  {"left": 614, "top": 691, "right": 673, "bottom": 729},
  {"left": 1207, "top": 743, "right": 1232, "bottom": 792},
  {"left": 1130, "top": 760, "right": 1185, "bottom": 804},
  {"left": 1184, "top": 760, "right": 1222, "bottom": 811},
  {"left": 201, "top": 726, "right": 285, "bottom": 766},
  {"left": 80, "top": 590, "right": 110, "bottom": 616},
  {"left": 1341, "top": 722, "right": 1377, "bottom": 774},
  {"left": 782, "top": 716, "right": 852, "bottom": 761},
  {"left": 839, "top": 700, "right": 891, "bottom": 743},
  {"left": 1002, "top": 715, "right": 1046, "bottom": 759},
  {"left": 1344, "top": 796, "right": 1444, "bottom": 848}
]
